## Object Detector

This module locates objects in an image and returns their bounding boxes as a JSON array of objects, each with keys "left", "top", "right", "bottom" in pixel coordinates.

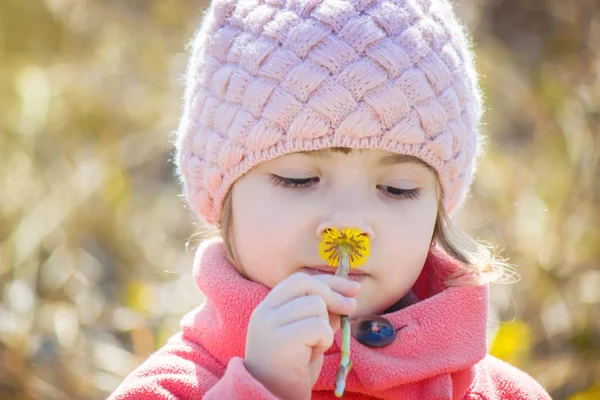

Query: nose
[{"left": 316, "top": 207, "right": 374, "bottom": 241}]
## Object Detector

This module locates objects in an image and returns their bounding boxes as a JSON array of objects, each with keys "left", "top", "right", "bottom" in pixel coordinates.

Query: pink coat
[{"left": 109, "top": 240, "right": 551, "bottom": 399}]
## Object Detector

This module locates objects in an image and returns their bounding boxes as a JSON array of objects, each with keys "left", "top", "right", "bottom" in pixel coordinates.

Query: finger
[
  {"left": 260, "top": 272, "right": 334, "bottom": 309},
  {"left": 329, "top": 312, "right": 341, "bottom": 332},
  {"left": 308, "top": 354, "right": 324, "bottom": 385},
  {"left": 312, "top": 274, "right": 361, "bottom": 297},
  {"left": 272, "top": 296, "right": 346, "bottom": 332},
  {"left": 270, "top": 281, "right": 356, "bottom": 317},
  {"left": 274, "top": 295, "right": 329, "bottom": 327},
  {"left": 277, "top": 317, "right": 334, "bottom": 357}
]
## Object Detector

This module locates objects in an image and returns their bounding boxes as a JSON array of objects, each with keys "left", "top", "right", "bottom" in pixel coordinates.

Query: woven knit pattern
[{"left": 175, "top": 0, "right": 483, "bottom": 224}]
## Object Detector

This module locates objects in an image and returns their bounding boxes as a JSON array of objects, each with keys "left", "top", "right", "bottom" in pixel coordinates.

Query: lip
[
  {"left": 306, "top": 265, "right": 367, "bottom": 275},
  {"left": 301, "top": 266, "right": 368, "bottom": 281}
]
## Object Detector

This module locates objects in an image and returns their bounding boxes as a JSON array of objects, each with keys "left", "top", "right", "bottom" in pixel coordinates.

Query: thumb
[
  {"left": 308, "top": 353, "right": 324, "bottom": 387},
  {"left": 329, "top": 312, "right": 341, "bottom": 333}
]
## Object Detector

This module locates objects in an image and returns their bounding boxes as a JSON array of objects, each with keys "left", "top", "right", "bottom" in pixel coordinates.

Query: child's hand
[{"left": 244, "top": 272, "right": 360, "bottom": 400}]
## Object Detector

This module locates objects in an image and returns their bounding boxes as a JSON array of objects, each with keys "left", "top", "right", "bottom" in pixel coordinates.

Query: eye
[
  {"left": 377, "top": 185, "right": 421, "bottom": 200},
  {"left": 270, "top": 174, "right": 320, "bottom": 188}
]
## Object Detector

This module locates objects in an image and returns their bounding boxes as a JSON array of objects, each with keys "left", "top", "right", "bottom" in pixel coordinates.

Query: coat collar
[{"left": 181, "top": 239, "right": 488, "bottom": 399}]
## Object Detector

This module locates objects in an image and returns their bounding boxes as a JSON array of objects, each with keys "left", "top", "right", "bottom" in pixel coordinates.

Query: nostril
[
  {"left": 318, "top": 226, "right": 374, "bottom": 241},
  {"left": 319, "top": 227, "right": 339, "bottom": 240}
]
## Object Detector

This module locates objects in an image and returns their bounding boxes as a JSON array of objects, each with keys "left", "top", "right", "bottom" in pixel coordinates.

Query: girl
[{"left": 111, "top": 0, "right": 551, "bottom": 398}]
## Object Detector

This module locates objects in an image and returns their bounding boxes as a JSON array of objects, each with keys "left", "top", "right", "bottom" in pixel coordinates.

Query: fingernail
[{"left": 344, "top": 297, "right": 356, "bottom": 306}]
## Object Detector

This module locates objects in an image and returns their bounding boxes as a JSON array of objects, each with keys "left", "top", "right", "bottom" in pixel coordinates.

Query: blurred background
[{"left": 1, "top": 0, "right": 599, "bottom": 399}]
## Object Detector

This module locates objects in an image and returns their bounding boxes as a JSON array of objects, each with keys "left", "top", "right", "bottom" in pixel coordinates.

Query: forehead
[{"left": 297, "top": 148, "right": 433, "bottom": 170}]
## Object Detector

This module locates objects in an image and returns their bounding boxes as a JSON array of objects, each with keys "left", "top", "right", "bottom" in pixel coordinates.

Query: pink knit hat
[{"left": 175, "top": 0, "right": 483, "bottom": 225}]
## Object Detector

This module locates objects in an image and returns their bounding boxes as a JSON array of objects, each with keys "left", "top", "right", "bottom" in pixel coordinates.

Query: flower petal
[{"left": 318, "top": 227, "right": 371, "bottom": 269}]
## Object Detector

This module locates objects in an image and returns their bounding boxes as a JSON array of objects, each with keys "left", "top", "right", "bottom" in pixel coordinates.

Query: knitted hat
[{"left": 175, "top": 0, "right": 483, "bottom": 225}]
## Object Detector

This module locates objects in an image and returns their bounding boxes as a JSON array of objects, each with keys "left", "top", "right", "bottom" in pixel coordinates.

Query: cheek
[
  {"left": 230, "top": 179, "right": 306, "bottom": 278},
  {"left": 233, "top": 192, "right": 298, "bottom": 241},
  {"left": 230, "top": 189, "right": 276, "bottom": 284},
  {"left": 382, "top": 198, "right": 437, "bottom": 261},
  {"left": 231, "top": 184, "right": 271, "bottom": 255},
  {"left": 234, "top": 178, "right": 322, "bottom": 243}
]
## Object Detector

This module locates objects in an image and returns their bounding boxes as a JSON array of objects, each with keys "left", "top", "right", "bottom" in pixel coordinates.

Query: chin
[{"left": 351, "top": 304, "right": 378, "bottom": 319}]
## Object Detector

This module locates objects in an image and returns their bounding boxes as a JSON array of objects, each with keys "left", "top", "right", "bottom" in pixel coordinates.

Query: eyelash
[
  {"left": 376, "top": 185, "right": 421, "bottom": 200},
  {"left": 269, "top": 175, "right": 421, "bottom": 200},
  {"left": 270, "top": 175, "right": 319, "bottom": 188}
]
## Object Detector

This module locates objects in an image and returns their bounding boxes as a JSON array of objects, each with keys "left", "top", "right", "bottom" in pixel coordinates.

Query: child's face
[{"left": 230, "top": 149, "right": 438, "bottom": 317}]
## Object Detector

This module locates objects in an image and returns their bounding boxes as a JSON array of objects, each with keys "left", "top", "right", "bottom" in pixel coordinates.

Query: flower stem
[{"left": 334, "top": 250, "right": 352, "bottom": 397}]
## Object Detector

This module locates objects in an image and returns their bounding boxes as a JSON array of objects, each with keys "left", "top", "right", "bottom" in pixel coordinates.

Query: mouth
[{"left": 301, "top": 265, "right": 368, "bottom": 281}]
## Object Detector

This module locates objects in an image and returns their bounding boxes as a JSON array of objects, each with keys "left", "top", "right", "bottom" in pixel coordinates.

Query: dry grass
[{"left": 1, "top": 1, "right": 599, "bottom": 399}]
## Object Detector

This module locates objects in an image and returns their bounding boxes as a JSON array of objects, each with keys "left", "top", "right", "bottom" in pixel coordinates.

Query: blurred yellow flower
[
  {"left": 567, "top": 383, "right": 600, "bottom": 400},
  {"left": 318, "top": 227, "right": 370, "bottom": 269},
  {"left": 490, "top": 320, "right": 531, "bottom": 367}
]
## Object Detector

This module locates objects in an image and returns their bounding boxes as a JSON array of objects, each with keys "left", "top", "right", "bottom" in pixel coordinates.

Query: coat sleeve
[
  {"left": 108, "top": 332, "right": 279, "bottom": 399},
  {"left": 466, "top": 355, "right": 552, "bottom": 400}
]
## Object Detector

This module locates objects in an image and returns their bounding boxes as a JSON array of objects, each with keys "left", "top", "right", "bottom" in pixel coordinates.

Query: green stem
[{"left": 334, "top": 251, "right": 352, "bottom": 397}]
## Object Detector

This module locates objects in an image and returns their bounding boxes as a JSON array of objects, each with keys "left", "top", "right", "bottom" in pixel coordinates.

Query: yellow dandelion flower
[
  {"left": 318, "top": 227, "right": 370, "bottom": 269},
  {"left": 318, "top": 227, "right": 371, "bottom": 397}
]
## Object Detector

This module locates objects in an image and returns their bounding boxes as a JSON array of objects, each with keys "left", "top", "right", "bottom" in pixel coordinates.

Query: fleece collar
[{"left": 181, "top": 239, "right": 488, "bottom": 399}]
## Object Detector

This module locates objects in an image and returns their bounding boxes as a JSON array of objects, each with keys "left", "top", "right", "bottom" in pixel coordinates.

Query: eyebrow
[
  {"left": 297, "top": 149, "right": 431, "bottom": 169},
  {"left": 377, "top": 154, "right": 431, "bottom": 168}
]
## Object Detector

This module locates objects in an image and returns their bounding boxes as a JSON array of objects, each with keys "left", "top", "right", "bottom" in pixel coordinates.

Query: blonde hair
[{"left": 187, "top": 187, "right": 512, "bottom": 288}]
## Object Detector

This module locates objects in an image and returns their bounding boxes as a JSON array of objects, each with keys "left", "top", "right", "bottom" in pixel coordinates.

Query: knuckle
[
  {"left": 304, "top": 295, "right": 327, "bottom": 312},
  {"left": 285, "top": 272, "right": 312, "bottom": 290},
  {"left": 290, "top": 273, "right": 330, "bottom": 297},
  {"left": 310, "top": 276, "right": 331, "bottom": 295},
  {"left": 318, "top": 316, "right": 332, "bottom": 330},
  {"left": 252, "top": 305, "right": 277, "bottom": 327},
  {"left": 262, "top": 309, "right": 278, "bottom": 327},
  {"left": 250, "top": 304, "right": 263, "bottom": 319},
  {"left": 307, "top": 315, "right": 326, "bottom": 330},
  {"left": 317, "top": 318, "right": 334, "bottom": 342},
  {"left": 290, "top": 271, "right": 310, "bottom": 282},
  {"left": 249, "top": 310, "right": 264, "bottom": 328}
]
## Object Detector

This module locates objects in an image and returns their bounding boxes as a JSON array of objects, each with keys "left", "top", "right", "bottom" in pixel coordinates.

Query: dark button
[{"left": 351, "top": 315, "right": 397, "bottom": 348}]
